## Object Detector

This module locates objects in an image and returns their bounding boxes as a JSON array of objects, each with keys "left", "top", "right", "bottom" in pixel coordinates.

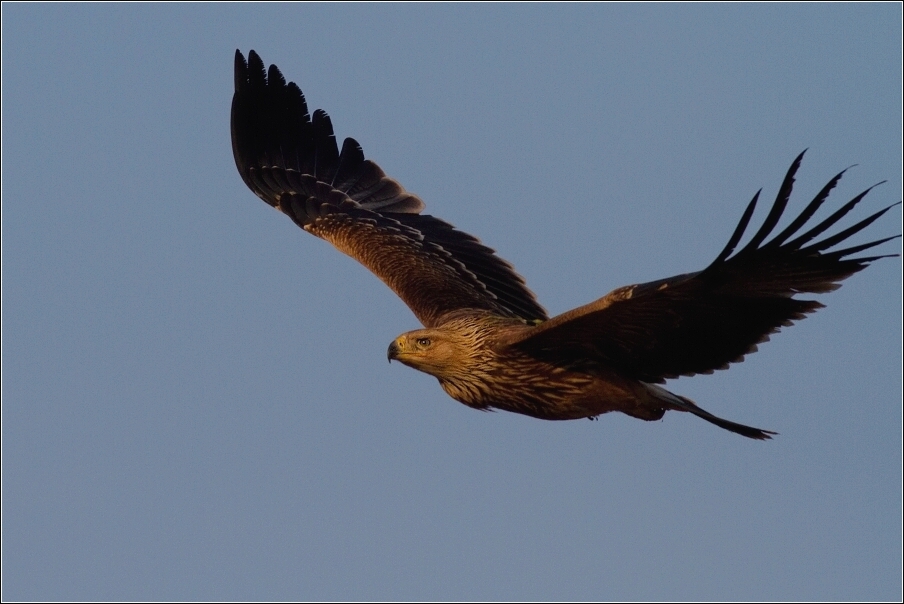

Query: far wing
[
  {"left": 505, "top": 152, "right": 899, "bottom": 383},
  {"left": 232, "top": 50, "right": 547, "bottom": 327}
]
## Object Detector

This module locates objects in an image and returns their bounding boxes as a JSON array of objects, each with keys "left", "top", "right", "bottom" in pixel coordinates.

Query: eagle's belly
[{"left": 437, "top": 360, "right": 652, "bottom": 421}]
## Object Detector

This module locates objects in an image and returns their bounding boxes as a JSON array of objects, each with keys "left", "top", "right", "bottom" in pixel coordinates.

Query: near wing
[
  {"left": 506, "top": 151, "right": 899, "bottom": 384},
  {"left": 232, "top": 50, "right": 547, "bottom": 327}
]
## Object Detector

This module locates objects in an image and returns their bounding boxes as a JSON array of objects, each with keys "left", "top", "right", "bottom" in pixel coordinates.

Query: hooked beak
[{"left": 387, "top": 340, "right": 400, "bottom": 363}]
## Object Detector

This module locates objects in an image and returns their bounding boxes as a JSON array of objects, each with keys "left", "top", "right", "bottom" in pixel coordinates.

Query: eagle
[{"left": 231, "top": 49, "right": 898, "bottom": 440}]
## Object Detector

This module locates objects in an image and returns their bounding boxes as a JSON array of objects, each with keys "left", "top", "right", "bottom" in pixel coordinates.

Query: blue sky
[{"left": 3, "top": 4, "right": 901, "bottom": 601}]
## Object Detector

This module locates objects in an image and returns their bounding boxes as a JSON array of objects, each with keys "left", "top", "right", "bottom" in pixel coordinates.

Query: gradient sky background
[{"left": 3, "top": 4, "right": 901, "bottom": 601}]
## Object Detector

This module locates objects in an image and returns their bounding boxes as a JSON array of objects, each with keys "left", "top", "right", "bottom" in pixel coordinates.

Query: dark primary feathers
[
  {"left": 231, "top": 49, "right": 547, "bottom": 328},
  {"left": 232, "top": 49, "right": 898, "bottom": 439}
]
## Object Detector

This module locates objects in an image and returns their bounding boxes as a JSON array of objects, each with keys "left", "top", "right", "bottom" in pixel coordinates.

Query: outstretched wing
[
  {"left": 506, "top": 151, "right": 899, "bottom": 383},
  {"left": 232, "top": 50, "right": 547, "bottom": 327}
]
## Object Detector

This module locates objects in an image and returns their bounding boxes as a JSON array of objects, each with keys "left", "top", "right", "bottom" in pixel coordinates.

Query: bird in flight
[{"left": 231, "top": 49, "right": 898, "bottom": 440}]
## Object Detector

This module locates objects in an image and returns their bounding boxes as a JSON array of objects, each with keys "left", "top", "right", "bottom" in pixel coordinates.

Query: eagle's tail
[{"left": 644, "top": 383, "right": 777, "bottom": 440}]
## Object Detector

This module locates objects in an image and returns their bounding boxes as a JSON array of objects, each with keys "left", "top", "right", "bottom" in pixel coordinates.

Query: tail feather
[{"left": 645, "top": 383, "right": 777, "bottom": 440}]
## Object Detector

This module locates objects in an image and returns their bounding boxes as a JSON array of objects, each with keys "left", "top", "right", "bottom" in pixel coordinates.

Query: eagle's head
[{"left": 387, "top": 328, "right": 471, "bottom": 379}]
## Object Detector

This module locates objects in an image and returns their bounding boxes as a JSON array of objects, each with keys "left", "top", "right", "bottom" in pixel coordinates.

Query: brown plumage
[{"left": 232, "top": 50, "right": 899, "bottom": 440}]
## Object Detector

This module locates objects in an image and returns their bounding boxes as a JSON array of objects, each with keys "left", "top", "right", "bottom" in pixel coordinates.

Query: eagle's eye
[{"left": 416, "top": 337, "right": 431, "bottom": 347}]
